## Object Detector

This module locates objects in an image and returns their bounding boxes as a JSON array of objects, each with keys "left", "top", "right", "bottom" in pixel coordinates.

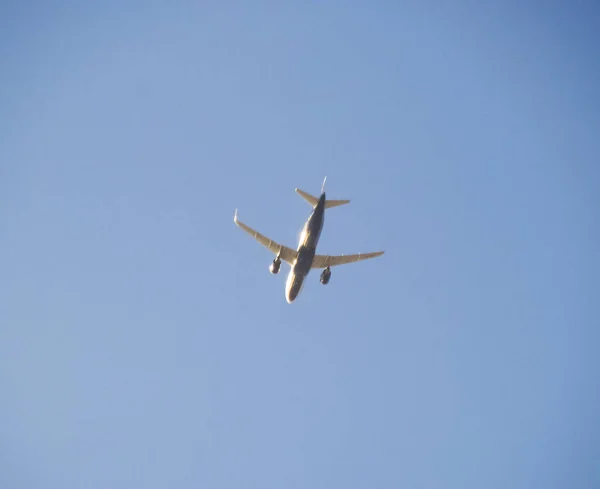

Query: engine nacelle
[
  {"left": 269, "top": 257, "right": 281, "bottom": 274},
  {"left": 320, "top": 267, "right": 331, "bottom": 285}
]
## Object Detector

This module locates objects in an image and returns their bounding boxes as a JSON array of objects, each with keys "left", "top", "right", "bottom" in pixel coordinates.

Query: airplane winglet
[
  {"left": 321, "top": 176, "right": 327, "bottom": 193},
  {"left": 234, "top": 208, "right": 238, "bottom": 223}
]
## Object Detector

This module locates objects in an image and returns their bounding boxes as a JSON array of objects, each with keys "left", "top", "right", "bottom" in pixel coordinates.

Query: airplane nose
[
  {"left": 286, "top": 283, "right": 301, "bottom": 303},
  {"left": 285, "top": 271, "right": 303, "bottom": 303},
  {"left": 286, "top": 289, "right": 296, "bottom": 303}
]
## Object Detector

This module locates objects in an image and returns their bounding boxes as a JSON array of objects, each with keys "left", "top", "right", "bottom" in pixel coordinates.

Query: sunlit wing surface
[
  {"left": 311, "top": 251, "right": 385, "bottom": 268},
  {"left": 234, "top": 211, "right": 298, "bottom": 265}
]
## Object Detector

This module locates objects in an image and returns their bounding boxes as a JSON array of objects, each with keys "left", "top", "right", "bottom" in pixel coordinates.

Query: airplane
[{"left": 233, "top": 178, "right": 385, "bottom": 303}]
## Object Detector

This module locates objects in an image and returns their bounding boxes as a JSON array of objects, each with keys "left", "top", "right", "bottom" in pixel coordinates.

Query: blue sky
[{"left": 1, "top": 2, "right": 599, "bottom": 488}]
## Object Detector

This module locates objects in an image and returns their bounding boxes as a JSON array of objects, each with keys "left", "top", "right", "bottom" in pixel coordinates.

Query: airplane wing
[
  {"left": 234, "top": 210, "right": 298, "bottom": 265},
  {"left": 311, "top": 250, "right": 385, "bottom": 268}
]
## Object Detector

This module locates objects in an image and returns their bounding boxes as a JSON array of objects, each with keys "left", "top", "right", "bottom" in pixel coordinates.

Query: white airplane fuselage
[
  {"left": 285, "top": 192, "right": 327, "bottom": 303},
  {"left": 234, "top": 181, "right": 384, "bottom": 303}
]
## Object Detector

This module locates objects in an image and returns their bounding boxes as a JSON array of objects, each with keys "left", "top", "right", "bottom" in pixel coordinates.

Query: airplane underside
[{"left": 234, "top": 179, "right": 384, "bottom": 303}]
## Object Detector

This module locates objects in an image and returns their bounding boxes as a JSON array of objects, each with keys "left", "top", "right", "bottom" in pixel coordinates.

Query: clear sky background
[{"left": 1, "top": 2, "right": 599, "bottom": 488}]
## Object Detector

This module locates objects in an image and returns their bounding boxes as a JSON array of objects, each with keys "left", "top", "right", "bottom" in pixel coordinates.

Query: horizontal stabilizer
[
  {"left": 324, "top": 199, "right": 350, "bottom": 209},
  {"left": 295, "top": 188, "right": 350, "bottom": 209},
  {"left": 295, "top": 188, "right": 319, "bottom": 207}
]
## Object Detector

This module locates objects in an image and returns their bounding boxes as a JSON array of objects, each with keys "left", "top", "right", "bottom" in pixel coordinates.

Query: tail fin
[{"left": 295, "top": 187, "right": 350, "bottom": 209}]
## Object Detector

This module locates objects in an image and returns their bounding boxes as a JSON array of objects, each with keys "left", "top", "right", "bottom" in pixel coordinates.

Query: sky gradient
[{"left": 1, "top": 2, "right": 599, "bottom": 488}]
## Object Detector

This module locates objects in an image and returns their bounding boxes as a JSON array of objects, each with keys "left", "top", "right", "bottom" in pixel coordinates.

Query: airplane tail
[
  {"left": 295, "top": 187, "right": 350, "bottom": 209},
  {"left": 324, "top": 198, "right": 351, "bottom": 209}
]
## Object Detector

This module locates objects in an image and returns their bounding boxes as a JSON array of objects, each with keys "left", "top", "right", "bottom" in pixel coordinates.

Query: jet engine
[
  {"left": 269, "top": 257, "right": 281, "bottom": 274},
  {"left": 320, "top": 266, "right": 331, "bottom": 284}
]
